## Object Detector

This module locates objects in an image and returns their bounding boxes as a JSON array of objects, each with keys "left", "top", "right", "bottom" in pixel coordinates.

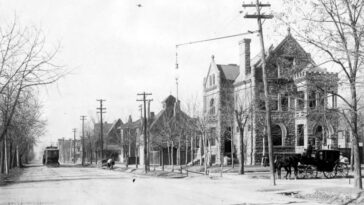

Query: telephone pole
[
  {"left": 80, "top": 115, "right": 86, "bottom": 166},
  {"left": 243, "top": 0, "right": 275, "bottom": 185},
  {"left": 137, "top": 92, "right": 152, "bottom": 173},
  {"left": 97, "top": 99, "right": 106, "bottom": 159},
  {"left": 72, "top": 128, "right": 77, "bottom": 164}
]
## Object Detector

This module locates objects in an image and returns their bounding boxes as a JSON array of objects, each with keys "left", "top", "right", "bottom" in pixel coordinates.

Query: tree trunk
[
  {"left": 239, "top": 128, "right": 245, "bottom": 174},
  {"left": 161, "top": 147, "right": 164, "bottom": 171},
  {"left": 190, "top": 136, "right": 193, "bottom": 166},
  {"left": 350, "top": 83, "right": 362, "bottom": 189},
  {"left": 136, "top": 145, "right": 139, "bottom": 169},
  {"left": 1, "top": 140, "right": 4, "bottom": 173},
  {"left": 9, "top": 141, "right": 13, "bottom": 169},
  {"left": 208, "top": 140, "right": 212, "bottom": 167},
  {"left": 16, "top": 145, "right": 20, "bottom": 167},
  {"left": 4, "top": 136, "right": 8, "bottom": 174},
  {"left": 203, "top": 135, "right": 208, "bottom": 175},
  {"left": 199, "top": 135, "right": 203, "bottom": 166},
  {"left": 167, "top": 142, "right": 170, "bottom": 166},
  {"left": 178, "top": 138, "right": 182, "bottom": 173},
  {"left": 171, "top": 141, "right": 174, "bottom": 172},
  {"left": 231, "top": 135, "right": 234, "bottom": 168},
  {"left": 185, "top": 135, "right": 188, "bottom": 166},
  {"left": 351, "top": 140, "right": 354, "bottom": 171}
]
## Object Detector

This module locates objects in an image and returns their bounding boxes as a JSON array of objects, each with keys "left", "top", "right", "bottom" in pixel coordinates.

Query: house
[
  {"left": 203, "top": 29, "right": 339, "bottom": 165},
  {"left": 119, "top": 116, "right": 142, "bottom": 164},
  {"left": 149, "top": 95, "right": 197, "bottom": 166},
  {"left": 93, "top": 121, "right": 114, "bottom": 159},
  {"left": 104, "top": 119, "right": 123, "bottom": 161}
]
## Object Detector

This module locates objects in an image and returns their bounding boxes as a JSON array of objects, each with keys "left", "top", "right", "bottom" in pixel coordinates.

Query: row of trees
[{"left": 0, "top": 19, "right": 64, "bottom": 174}]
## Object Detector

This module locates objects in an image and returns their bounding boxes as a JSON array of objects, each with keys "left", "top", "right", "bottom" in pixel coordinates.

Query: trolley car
[{"left": 42, "top": 146, "right": 60, "bottom": 166}]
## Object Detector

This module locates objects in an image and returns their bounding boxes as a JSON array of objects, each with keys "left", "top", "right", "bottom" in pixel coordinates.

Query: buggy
[{"left": 297, "top": 150, "right": 348, "bottom": 179}]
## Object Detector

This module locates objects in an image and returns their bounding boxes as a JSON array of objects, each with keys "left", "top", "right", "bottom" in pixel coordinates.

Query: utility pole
[
  {"left": 97, "top": 99, "right": 106, "bottom": 159},
  {"left": 243, "top": 0, "right": 275, "bottom": 185},
  {"left": 72, "top": 128, "right": 77, "bottom": 164},
  {"left": 137, "top": 92, "right": 152, "bottom": 173},
  {"left": 80, "top": 115, "right": 86, "bottom": 166}
]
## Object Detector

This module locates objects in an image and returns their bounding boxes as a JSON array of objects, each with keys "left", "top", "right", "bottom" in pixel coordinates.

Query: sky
[{"left": 0, "top": 0, "right": 288, "bottom": 149}]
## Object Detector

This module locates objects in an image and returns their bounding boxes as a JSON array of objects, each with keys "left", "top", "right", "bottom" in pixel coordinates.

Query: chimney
[
  {"left": 239, "top": 38, "right": 251, "bottom": 77},
  {"left": 150, "top": 112, "right": 155, "bottom": 120}
]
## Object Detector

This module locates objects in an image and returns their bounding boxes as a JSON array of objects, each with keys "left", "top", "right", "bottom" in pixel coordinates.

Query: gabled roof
[
  {"left": 106, "top": 119, "right": 123, "bottom": 136},
  {"left": 216, "top": 64, "right": 239, "bottom": 81},
  {"left": 251, "top": 33, "right": 313, "bottom": 68}
]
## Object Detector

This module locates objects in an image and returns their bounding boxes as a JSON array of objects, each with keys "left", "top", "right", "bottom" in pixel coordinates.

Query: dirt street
[{"left": 0, "top": 163, "right": 348, "bottom": 205}]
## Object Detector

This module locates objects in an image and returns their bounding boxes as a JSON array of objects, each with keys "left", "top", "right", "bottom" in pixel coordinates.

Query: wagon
[{"left": 297, "top": 150, "right": 348, "bottom": 179}]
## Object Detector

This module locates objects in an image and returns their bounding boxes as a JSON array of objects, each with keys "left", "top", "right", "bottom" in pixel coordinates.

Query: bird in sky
[
  {"left": 137, "top": 4, "right": 142, "bottom": 8},
  {"left": 132, "top": 178, "right": 136, "bottom": 183}
]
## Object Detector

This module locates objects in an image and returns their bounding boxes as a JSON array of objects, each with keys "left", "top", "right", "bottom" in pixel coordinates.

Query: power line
[{"left": 176, "top": 31, "right": 256, "bottom": 48}]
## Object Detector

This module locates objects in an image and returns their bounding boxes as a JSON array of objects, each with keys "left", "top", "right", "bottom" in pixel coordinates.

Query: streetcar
[{"left": 42, "top": 146, "right": 60, "bottom": 166}]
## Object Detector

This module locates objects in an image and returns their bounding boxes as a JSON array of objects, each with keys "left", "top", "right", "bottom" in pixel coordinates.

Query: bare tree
[
  {"left": 0, "top": 18, "right": 65, "bottom": 160},
  {"left": 234, "top": 103, "right": 251, "bottom": 175},
  {"left": 279, "top": 0, "right": 364, "bottom": 189}
]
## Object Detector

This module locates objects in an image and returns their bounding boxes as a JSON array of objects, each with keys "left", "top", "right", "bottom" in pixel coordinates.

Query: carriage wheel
[
  {"left": 304, "top": 165, "right": 316, "bottom": 179},
  {"left": 335, "top": 163, "right": 348, "bottom": 178},
  {"left": 323, "top": 170, "right": 336, "bottom": 179},
  {"left": 297, "top": 166, "right": 306, "bottom": 179}
]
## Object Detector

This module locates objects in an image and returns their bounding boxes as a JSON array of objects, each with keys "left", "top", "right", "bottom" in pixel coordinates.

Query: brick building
[{"left": 203, "top": 30, "right": 339, "bottom": 165}]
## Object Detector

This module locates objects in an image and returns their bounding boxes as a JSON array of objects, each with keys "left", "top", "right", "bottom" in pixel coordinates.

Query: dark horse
[{"left": 274, "top": 154, "right": 301, "bottom": 179}]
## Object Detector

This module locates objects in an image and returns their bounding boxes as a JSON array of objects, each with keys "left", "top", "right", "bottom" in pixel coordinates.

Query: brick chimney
[{"left": 239, "top": 38, "right": 251, "bottom": 77}]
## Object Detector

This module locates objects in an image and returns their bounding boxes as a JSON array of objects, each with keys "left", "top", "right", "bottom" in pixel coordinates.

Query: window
[
  {"left": 209, "top": 76, "right": 212, "bottom": 86},
  {"left": 209, "top": 98, "right": 215, "bottom": 115},
  {"left": 271, "top": 96, "right": 278, "bottom": 111},
  {"left": 309, "top": 91, "right": 316, "bottom": 109},
  {"left": 209, "top": 128, "right": 216, "bottom": 146},
  {"left": 259, "top": 92, "right": 266, "bottom": 110},
  {"left": 272, "top": 125, "right": 282, "bottom": 146},
  {"left": 319, "top": 92, "right": 325, "bottom": 108},
  {"left": 297, "top": 91, "right": 305, "bottom": 110},
  {"left": 210, "top": 155, "right": 216, "bottom": 164},
  {"left": 289, "top": 97, "right": 295, "bottom": 110},
  {"left": 281, "top": 93, "right": 288, "bottom": 111},
  {"left": 212, "top": 74, "right": 215, "bottom": 85},
  {"left": 297, "top": 124, "right": 304, "bottom": 146}
]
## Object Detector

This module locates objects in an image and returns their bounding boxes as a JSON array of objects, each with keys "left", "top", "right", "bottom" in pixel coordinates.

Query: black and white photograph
[{"left": 0, "top": 0, "right": 364, "bottom": 204}]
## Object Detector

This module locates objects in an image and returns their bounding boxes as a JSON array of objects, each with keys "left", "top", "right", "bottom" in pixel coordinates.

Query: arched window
[
  {"left": 209, "top": 98, "right": 215, "bottom": 115},
  {"left": 272, "top": 124, "right": 282, "bottom": 146}
]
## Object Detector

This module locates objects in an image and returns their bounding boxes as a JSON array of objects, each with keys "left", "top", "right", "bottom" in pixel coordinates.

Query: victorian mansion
[{"left": 203, "top": 30, "right": 339, "bottom": 165}]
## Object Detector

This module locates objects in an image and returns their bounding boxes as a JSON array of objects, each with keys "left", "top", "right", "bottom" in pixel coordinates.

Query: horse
[{"left": 274, "top": 154, "right": 300, "bottom": 179}]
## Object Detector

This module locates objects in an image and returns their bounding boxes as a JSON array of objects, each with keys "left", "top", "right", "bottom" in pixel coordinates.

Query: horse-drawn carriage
[
  {"left": 297, "top": 150, "right": 348, "bottom": 179},
  {"left": 275, "top": 149, "right": 349, "bottom": 179}
]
